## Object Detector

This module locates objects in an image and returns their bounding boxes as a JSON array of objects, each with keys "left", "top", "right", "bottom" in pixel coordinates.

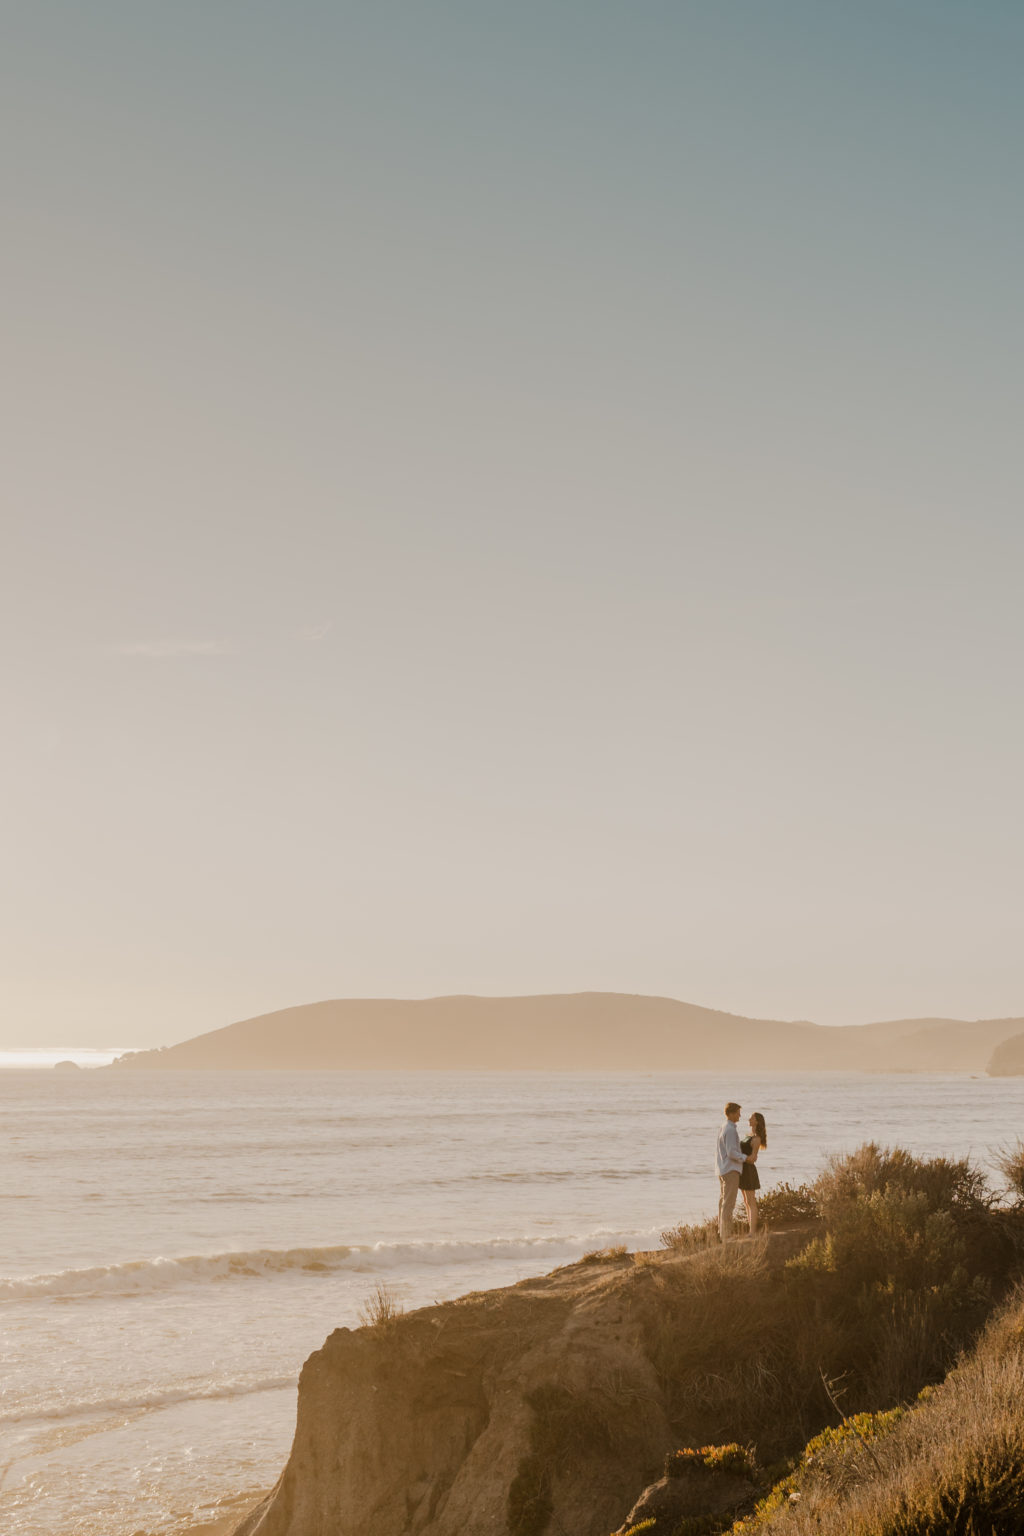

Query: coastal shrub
[
  {"left": 660, "top": 1217, "right": 719, "bottom": 1253},
  {"left": 723, "top": 1289, "right": 1024, "bottom": 1535},
  {"left": 752, "top": 1182, "right": 819, "bottom": 1226},
  {"left": 813, "top": 1145, "right": 1022, "bottom": 1293},
  {"left": 733, "top": 1182, "right": 819, "bottom": 1228},
  {"left": 642, "top": 1147, "right": 1015, "bottom": 1469},
  {"left": 805, "top": 1406, "right": 906, "bottom": 1455},
  {"left": 731, "top": 1408, "right": 906, "bottom": 1531},
  {"left": 788, "top": 1188, "right": 964, "bottom": 1292},
  {"left": 667, "top": 1444, "right": 758, "bottom": 1479},
  {"left": 581, "top": 1245, "right": 630, "bottom": 1263},
  {"left": 994, "top": 1139, "right": 1024, "bottom": 1205},
  {"left": 813, "top": 1144, "right": 990, "bottom": 1224},
  {"left": 785, "top": 1185, "right": 992, "bottom": 1408},
  {"left": 611, "top": 1150, "right": 1024, "bottom": 1536},
  {"left": 357, "top": 1280, "right": 403, "bottom": 1331}
]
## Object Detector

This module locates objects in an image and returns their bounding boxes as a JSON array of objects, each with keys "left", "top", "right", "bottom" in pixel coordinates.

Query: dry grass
[
  {"left": 590, "top": 1147, "right": 1024, "bottom": 1536},
  {"left": 735, "top": 1286, "right": 1024, "bottom": 1534},
  {"left": 660, "top": 1216, "right": 720, "bottom": 1253},
  {"left": 581, "top": 1245, "right": 630, "bottom": 1263},
  {"left": 638, "top": 1146, "right": 1024, "bottom": 1470},
  {"left": 994, "top": 1139, "right": 1024, "bottom": 1205},
  {"left": 637, "top": 1236, "right": 807, "bottom": 1456},
  {"left": 632, "top": 1250, "right": 661, "bottom": 1269},
  {"left": 662, "top": 1186, "right": 818, "bottom": 1252},
  {"left": 357, "top": 1280, "right": 404, "bottom": 1331}
]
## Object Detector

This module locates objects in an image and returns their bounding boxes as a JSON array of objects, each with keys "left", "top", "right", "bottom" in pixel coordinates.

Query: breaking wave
[
  {"left": 0, "top": 1229, "right": 651, "bottom": 1303},
  {"left": 1, "top": 1372, "right": 297, "bottom": 1426}
]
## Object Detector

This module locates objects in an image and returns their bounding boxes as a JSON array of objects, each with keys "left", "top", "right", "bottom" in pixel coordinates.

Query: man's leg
[{"left": 719, "top": 1171, "right": 740, "bottom": 1241}]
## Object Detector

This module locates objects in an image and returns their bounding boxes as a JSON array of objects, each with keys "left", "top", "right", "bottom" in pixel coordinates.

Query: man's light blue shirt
[{"left": 716, "top": 1118, "right": 746, "bottom": 1178}]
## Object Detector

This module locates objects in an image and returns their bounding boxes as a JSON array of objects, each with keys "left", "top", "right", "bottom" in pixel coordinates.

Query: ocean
[{"left": 2, "top": 1065, "right": 1020, "bottom": 1536}]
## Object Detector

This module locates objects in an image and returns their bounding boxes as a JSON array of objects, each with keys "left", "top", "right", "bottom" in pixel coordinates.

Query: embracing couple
[{"left": 716, "top": 1101, "right": 767, "bottom": 1240}]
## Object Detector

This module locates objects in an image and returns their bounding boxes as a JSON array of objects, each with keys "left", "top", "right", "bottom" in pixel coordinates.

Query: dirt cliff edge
[{"left": 230, "top": 1232, "right": 812, "bottom": 1536}]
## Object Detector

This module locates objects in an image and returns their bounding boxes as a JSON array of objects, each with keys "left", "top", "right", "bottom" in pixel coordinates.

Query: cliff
[
  {"left": 108, "top": 993, "right": 1024, "bottom": 1073},
  {"left": 226, "top": 1145, "right": 1024, "bottom": 1536},
  {"left": 230, "top": 1232, "right": 813, "bottom": 1536}
]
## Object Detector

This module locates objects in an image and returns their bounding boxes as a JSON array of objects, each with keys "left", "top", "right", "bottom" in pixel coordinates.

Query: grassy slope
[
  {"left": 618, "top": 1143, "right": 1024, "bottom": 1536},
  {"left": 736, "top": 1291, "right": 1024, "bottom": 1535}
]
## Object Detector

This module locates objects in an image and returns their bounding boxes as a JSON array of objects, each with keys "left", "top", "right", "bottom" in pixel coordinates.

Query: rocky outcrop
[
  {"left": 231, "top": 1233, "right": 813, "bottom": 1536},
  {"left": 988, "top": 1031, "right": 1024, "bottom": 1076}
]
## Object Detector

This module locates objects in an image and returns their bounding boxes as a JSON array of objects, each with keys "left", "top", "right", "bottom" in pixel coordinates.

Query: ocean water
[{"left": 2, "top": 1066, "right": 1020, "bottom": 1536}]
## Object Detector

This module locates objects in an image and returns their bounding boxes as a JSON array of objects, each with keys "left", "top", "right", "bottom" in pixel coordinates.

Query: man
[{"left": 716, "top": 1101, "right": 748, "bottom": 1241}]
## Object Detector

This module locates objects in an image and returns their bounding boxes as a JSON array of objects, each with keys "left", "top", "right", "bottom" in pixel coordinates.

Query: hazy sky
[{"left": 4, "top": 2, "right": 1023, "bottom": 1047}]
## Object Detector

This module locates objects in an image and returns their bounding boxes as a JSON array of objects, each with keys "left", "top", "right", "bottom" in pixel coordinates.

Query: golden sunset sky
[{"left": 4, "top": 3, "right": 1022, "bottom": 1046}]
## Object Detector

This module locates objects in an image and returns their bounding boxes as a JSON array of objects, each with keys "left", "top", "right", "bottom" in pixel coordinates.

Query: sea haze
[{"left": 2, "top": 1068, "right": 1018, "bottom": 1536}]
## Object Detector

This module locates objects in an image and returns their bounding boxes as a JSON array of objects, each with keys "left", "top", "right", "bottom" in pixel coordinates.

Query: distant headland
[
  {"left": 987, "top": 1030, "right": 1024, "bottom": 1076},
  {"left": 106, "top": 993, "right": 1024, "bottom": 1073}
]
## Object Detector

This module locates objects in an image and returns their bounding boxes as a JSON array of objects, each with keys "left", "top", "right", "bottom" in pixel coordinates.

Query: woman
[{"left": 739, "top": 1112, "right": 767, "bottom": 1234}]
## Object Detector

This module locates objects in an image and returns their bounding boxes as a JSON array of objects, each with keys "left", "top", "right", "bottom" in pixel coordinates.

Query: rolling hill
[{"left": 107, "top": 993, "right": 1024, "bottom": 1073}]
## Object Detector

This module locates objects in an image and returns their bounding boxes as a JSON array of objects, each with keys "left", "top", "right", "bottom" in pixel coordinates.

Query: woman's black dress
[{"left": 739, "top": 1135, "right": 760, "bottom": 1192}]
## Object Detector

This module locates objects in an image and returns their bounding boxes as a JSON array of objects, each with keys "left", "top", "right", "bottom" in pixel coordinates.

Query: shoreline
[
  {"left": 175, "top": 1491, "right": 271, "bottom": 1536},
  {"left": 177, "top": 1231, "right": 813, "bottom": 1536}
]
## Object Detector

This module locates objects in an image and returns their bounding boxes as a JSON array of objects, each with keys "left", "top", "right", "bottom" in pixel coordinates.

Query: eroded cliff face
[{"left": 232, "top": 1234, "right": 810, "bottom": 1536}]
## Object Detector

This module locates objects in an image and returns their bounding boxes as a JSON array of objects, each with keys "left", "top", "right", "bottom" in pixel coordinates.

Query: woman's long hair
[{"left": 752, "top": 1111, "right": 767, "bottom": 1149}]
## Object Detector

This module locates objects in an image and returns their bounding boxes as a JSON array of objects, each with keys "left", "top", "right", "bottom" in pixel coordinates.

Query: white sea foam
[
  {"left": 0, "top": 1230, "right": 649, "bottom": 1302},
  {"left": 1, "top": 1373, "right": 297, "bottom": 1426}
]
